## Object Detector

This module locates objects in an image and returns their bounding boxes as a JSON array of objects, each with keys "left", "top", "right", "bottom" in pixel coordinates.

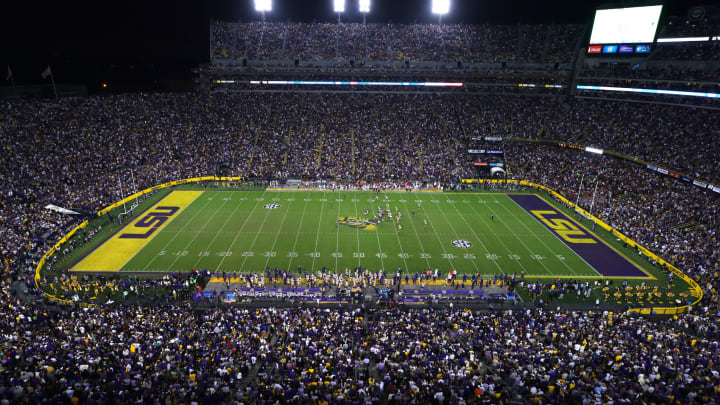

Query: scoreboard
[{"left": 587, "top": 5, "right": 663, "bottom": 56}]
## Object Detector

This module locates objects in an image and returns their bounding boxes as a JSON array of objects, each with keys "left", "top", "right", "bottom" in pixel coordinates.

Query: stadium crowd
[
  {"left": 2, "top": 93, "right": 719, "bottom": 287},
  {"left": 212, "top": 21, "right": 582, "bottom": 63},
  {"left": 2, "top": 290, "right": 719, "bottom": 404},
  {"left": 1, "top": 89, "right": 720, "bottom": 402}
]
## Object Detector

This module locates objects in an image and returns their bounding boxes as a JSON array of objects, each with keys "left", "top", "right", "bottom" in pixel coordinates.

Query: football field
[{"left": 71, "top": 190, "right": 653, "bottom": 279}]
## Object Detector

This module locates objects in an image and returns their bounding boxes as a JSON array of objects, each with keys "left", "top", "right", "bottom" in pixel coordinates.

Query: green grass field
[{"left": 98, "top": 189, "right": 639, "bottom": 278}]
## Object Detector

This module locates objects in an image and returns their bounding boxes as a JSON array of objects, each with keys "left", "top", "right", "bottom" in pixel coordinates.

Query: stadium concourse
[{"left": 1, "top": 92, "right": 720, "bottom": 401}]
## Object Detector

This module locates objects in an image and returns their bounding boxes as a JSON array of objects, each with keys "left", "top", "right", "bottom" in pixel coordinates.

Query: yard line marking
[
  {"left": 399, "top": 200, "right": 431, "bottom": 269},
  {"left": 388, "top": 203, "right": 409, "bottom": 272},
  {"left": 264, "top": 192, "right": 296, "bottom": 270},
  {"left": 417, "top": 199, "right": 456, "bottom": 269},
  {"left": 286, "top": 198, "right": 310, "bottom": 272},
  {"left": 187, "top": 194, "right": 255, "bottom": 270},
  {"left": 170, "top": 195, "right": 238, "bottom": 271},
  {"left": 335, "top": 196, "right": 341, "bottom": 271},
  {"left": 370, "top": 197, "right": 387, "bottom": 271},
  {"left": 503, "top": 196, "right": 583, "bottom": 276},
  {"left": 441, "top": 195, "right": 498, "bottom": 274},
  {"left": 428, "top": 196, "right": 480, "bottom": 272},
  {"left": 353, "top": 194, "right": 362, "bottom": 268},
  {"left": 140, "top": 192, "right": 214, "bottom": 271},
  {"left": 239, "top": 192, "right": 282, "bottom": 271},
  {"left": 214, "top": 191, "right": 268, "bottom": 272},
  {"left": 310, "top": 192, "right": 326, "bottom": 272},
  {"left": 459, "top": 196, "right": 533, "bottom": 275}
]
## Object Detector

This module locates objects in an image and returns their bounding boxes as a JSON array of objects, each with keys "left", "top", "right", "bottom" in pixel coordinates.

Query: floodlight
[
  {"left": 432, "top": 0, "right": 450, "bottom": 15},
  {"left": 334, "top": 0, "right": 345, "bottom": 13},
  {"left": 254, "top": 0, "right": 271, "bottom": 12},
  {"left": 359, "top": 0, "right": 370, "bottom": 13}
]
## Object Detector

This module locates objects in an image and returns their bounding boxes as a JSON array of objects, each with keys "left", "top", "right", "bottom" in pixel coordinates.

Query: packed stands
[
  {"left": 1, "top": 292, "right": 718, "bottom": 403},
  {"left": 211, "top": 21, "right": 583, "bottom": 63},
  {"left": 2, "top": 52, "right": 720, "bottom": 402},
  {"left": 2, "top": 93, "right": 718, "bottom": 296}
]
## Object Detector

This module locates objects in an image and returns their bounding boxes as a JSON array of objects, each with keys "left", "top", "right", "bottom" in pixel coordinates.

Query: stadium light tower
[
  {"left": 359, "top": 0, "right": 371, "bottom": 24},
  {"left": 254, "top": 0, "right": 271, "bottom": 12},
  {"left": 254, "top": 0, "right": 271, "bottom": 57},
  {"left": 334, "top": 0, "right": 345, "bottom": 60},
  {"left": 432, "top": 0, "right": 450, "bottom": 24}
]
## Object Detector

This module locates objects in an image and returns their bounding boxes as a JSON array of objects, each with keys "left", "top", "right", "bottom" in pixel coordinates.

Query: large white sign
[{"left": 589, "top": 5, "right": 663, "bottom": 45}]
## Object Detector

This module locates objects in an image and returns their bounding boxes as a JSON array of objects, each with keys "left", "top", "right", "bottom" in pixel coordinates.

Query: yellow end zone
[{"left": 71, "top": 191, "right": 202, "bottom": 272}]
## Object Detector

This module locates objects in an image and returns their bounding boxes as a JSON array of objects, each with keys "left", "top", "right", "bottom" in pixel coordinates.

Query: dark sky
[{"left": 0, "top": 0, "right": 711, "bottom": 87}]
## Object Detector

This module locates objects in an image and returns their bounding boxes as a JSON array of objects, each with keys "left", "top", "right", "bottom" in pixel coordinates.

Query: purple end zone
[{"left": 507, "top": 194, "right": 649, "bottom": 278}]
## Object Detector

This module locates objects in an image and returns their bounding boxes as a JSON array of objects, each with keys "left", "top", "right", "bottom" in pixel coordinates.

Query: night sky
[{"left": 0, "top": 0, "right": 710, "bottom": 89}]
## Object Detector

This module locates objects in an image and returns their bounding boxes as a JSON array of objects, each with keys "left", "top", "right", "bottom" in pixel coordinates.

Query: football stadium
[{"left": 1, "top": 0, "right": 719, "bottom": 403}]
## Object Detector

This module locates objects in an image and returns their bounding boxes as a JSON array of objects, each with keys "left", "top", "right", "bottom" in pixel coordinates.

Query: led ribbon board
[
  {"left": 244, "top": 80, "right": 463, "bottom": 87},
  {"left": 577, "top": 85, "right": 719, "bottom": 99}
]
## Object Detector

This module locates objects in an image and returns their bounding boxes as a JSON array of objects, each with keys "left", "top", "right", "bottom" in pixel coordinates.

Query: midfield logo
[
  {"left": 452, "top": 239, "right": 473, "bottom": 249},
  {"left": 338, "top": 217, "right": 377, "bottom": 231}
]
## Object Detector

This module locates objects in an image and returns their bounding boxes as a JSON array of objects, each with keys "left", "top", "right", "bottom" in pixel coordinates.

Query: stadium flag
[
  {"left": 5, "top": 65, "right": 15, "bottom": 94},
  {"left": 44, "top": 204, "right": 81, "bottom": 215},
  {"left": 40, "top": 65, "right": 52, "bottom": 79},
  {"left": 40, "top": 65, "right": 58, "bottom": 99}
]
